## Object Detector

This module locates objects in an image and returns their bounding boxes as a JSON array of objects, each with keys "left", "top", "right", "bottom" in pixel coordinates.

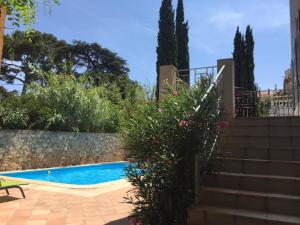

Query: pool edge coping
[{"left": 0, "top": 176, "right": 129, "bottom": 189}]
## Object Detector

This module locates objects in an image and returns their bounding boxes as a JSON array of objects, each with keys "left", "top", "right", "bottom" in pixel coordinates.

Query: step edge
[
  {"left": 220, "top": 157, "right": 300, "bottom": 164},
  {"left": 222, "top": 134, "right": 300, "bottom": 138},
  {"left": 192, "top": 206, "right": 300, "bottom": 224},
  {"left": 200, "top": 187, "right": 300, "bottom": 201},
  {"left": 212, "top": 172, "right": 300, "bottom": 181},
  {"left": 222, "top": 146, "right": 300, "bottom": 150}
]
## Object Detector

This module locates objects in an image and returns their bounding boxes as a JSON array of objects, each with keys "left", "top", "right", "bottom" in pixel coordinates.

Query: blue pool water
[{"left": 0, "top": 162, "right": 128, "bottom": 185}]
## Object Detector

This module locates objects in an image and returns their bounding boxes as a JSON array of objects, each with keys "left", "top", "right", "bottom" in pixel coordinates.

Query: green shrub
[
  {"left": 0, "top": 73, "right": 145, "bottom": 133},
  {"left": 0, "top": 102, "right": 29, "bottom": 129},
  {"left": 123, "top": 79, "right": 223, "bottom": 225},
  {"left": 25, "top": 74, "right": 121, "bottom": 132},
  {"left": 257, "top": 96, "right": 271, "bottom": 117}
]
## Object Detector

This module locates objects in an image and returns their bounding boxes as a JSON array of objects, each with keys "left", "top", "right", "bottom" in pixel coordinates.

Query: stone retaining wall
[{"left": 0, "top": 130, "right": 125, "bottom": 171}]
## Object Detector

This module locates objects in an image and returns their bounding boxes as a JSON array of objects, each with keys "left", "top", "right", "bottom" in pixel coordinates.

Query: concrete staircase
[{"left": 189, "top": 117, "right": 300, "bottom": 225}]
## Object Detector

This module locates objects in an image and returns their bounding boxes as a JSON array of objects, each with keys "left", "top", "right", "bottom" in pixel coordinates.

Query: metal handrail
[
  {"left": 177, "top": 66, "right": 218, "bottom": 85},
  {"left": 195, "top": 65, "right": 226, "bottom": 112},
  {"left": 177, "top": 66, "right": 217, "bottom": 73}
]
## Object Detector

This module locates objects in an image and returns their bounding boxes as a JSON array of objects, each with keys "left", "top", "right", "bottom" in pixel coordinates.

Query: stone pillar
[
  {"left": 0, "top": 7, "right": 6, "bottom": 70},
  {"left": 159, "top": 65, "right": 177, "bottom": 101},
  {"left": 217, "top": 58, "right": 235, "bottom": 120}
]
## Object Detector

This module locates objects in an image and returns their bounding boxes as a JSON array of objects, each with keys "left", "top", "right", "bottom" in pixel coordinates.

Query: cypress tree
[
  {"left": 245, "top": 25, "right": 255, "bottom": 91},
  {"left": 233, "top": 27, "right": 242, "bottom": 87},
  {"left": 241, "top": 35, "right": 247, "bottom": 88},
  {"left": 233, "top": 27, "right": 248, "bottom": 88},
  {"left": 156, "top": 0, "right": 178, "bottom": 100},
  {"left": 176, "top": 0, "right": 190, "bottom": 84},
  {"left": 233, "top": 26, "right": 255, "bottom": 90}
]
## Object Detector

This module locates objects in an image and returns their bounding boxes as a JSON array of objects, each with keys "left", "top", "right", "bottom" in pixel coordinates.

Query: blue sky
[{"left": 4, "top": 0, "right": 291, "bottom": 90}]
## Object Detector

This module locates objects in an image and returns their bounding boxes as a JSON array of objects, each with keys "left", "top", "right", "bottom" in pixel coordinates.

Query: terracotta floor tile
[
  {"left": 66, "top": 217, "right": 84, "bottom": 223},
  {"left": 6, "top": 218, "right": 27, "bottom": 225},
  {"left": 30, "top": 216, "right": 49, "bottom": 221},
  {"left": 0, "top": 183, "right": 132, "bottom": 225},
  {"left": 66, "top": 223, "right": 84, "bottom": 225},
  {"left": 31, "top": 210, "right": 50, "bottom": 215},
  {"left": 26, "top": 220, "right": 47, "bottom": 225}
]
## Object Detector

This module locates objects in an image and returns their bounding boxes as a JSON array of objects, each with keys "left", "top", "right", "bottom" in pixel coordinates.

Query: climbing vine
[{"left": 0, "top": 0, "right": 60, "bottom": 37}]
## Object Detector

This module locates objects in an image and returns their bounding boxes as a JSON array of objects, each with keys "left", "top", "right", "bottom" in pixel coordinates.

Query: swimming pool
[{"left": 0, "top": 162, "right": 128, "bottom": 185}]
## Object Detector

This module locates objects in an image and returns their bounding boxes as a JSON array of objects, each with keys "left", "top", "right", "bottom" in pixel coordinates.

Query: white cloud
[
  {"left": 134, "top": 22, "right": 156, "bottom": 35},
  {"left": 205, "top": 0, "right": 289, "bottom": 32},
  {"left": 209, "top": 8, "right": 245, "bottom": 30},
  {"left": 251, "top": 1, "right": 289, "bottom": 29},
  {"left": 190, "top": 38, "right": 218, "bottom": 55},
  {"left": 186, "top": 0, "right": 290, "bottom": 58}
]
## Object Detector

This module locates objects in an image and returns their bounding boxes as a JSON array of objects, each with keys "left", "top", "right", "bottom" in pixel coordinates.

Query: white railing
[
  {"left": 193, "top": 65, "right": 225, "bottom": 204},
  {"left": 235, "top": 88, "right": 300, "bottom": 117},
  {"left": 177, "top": 66, "right": 218, "bottom": 86}
]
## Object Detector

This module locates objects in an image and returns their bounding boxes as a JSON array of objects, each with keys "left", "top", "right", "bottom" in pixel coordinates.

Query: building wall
[
  {"left": 290, "top": 0, "right": 300, "bottom": 112},
  {"left": 0, "top": 130, "right": 125, "bottom": 171},
  {"left": 283, "top": 69, "right": 293, "bottom": 94},
  {"left": 290, "top": 0, "right": 300, "bottom": 57}
]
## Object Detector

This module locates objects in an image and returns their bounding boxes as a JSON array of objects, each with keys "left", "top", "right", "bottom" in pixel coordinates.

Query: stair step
[
  {"left": 222, "top": 146, "right": 300, "bottom": 161},
  {"left": 203, "top": 172, "right": 300, "bottom": 196},
  {"left": 192, "top": 118, "right": 300, "bottom": 225},
  {"left": 221, "top": 158, "right": 300, "bottom": 177},
  {"left": 199, "top": 187, "right": 300, "bottom": 217},
  {"left": 229, "top": 117, "right": 300, "bottom": 127},
  {"left": 223, "top": 136, "right": 300, "bottom": 148},
  {"left": 189, "top": 206, "right": 300, "bottom": 225}
]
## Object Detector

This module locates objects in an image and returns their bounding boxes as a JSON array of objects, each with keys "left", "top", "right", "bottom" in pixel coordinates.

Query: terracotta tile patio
[{"left": 0, "top": 183, "right": 132, "bottom": 225}]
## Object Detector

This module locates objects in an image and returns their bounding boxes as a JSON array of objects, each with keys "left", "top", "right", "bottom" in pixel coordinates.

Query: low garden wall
[{"left": 0, "top": 130, "right": 125, "bottom": 171}]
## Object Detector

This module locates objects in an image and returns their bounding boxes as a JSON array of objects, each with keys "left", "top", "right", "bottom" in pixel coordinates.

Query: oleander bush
[{"left": 123, "top": 78, "right": 225, "bottom": 225}]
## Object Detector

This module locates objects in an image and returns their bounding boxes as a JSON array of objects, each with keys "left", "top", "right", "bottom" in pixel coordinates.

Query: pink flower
[
  {"left": 179, "top": 120, "right": 188, "bottom": 127},
  {"left": 152, "top": 137, "right": 161, "bottom": 144},
  {"left": 129, "top": 217, "right": 138, "bottom": 225},
  {"left": 218, "top": 121, "right": 229, "bottom": 129},
  {"left": 172, "top": 91, "right": 179, "bottom": 96},
  {"left": 139, "top": 163, "right": 145, "bottom": 170},
  {"left": 165, "top": 160, "right": 173, "bottom": 166}
]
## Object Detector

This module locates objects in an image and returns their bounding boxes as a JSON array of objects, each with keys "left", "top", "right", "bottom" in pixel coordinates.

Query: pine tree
[
  {"left": 245, "top": 25, "right": 255, "bottom": 91},
  {"left": 156, "top": 0, "right": 178, "bottom": 100},
  {"left": 176, "top": 0, "right": 190, "bottom": 84}
]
